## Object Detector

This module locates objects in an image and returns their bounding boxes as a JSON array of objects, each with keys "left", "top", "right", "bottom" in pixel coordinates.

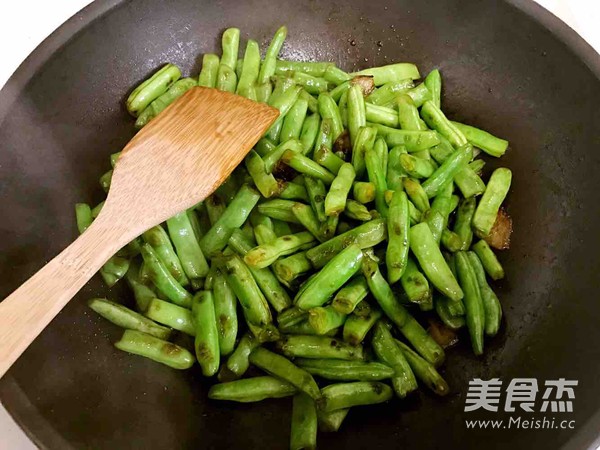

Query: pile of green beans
[{"left": 81, "top": 25, "right": 512, "bottom": 449}]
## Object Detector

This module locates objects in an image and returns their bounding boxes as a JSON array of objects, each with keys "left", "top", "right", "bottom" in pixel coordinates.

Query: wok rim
[{"left": 0, "top": 0, "right": 599, "bottom": 449}]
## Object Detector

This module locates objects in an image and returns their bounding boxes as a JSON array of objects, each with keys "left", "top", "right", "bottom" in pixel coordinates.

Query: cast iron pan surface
[{"left": 1, "top": 0, "right": 599, "bottom": 448}]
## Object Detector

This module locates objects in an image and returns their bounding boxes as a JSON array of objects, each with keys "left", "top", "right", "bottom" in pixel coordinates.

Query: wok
[{"left": 1, "top": 0, "right": 599, "bottom": 449}]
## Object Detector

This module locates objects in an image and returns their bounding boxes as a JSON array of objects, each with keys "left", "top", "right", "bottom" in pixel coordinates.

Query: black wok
[{"left": 1, "top": 0, "right": 599, "bottom": 448}]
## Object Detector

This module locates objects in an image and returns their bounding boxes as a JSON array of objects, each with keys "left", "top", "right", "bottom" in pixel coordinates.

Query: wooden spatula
[{"left": 0, "top": 87, "right": 278, "bottom": 377}]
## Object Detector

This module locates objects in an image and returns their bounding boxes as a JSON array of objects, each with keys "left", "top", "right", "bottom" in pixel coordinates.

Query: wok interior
[{"left": 0, "top": 0, "right": 599, "bottom": 448}]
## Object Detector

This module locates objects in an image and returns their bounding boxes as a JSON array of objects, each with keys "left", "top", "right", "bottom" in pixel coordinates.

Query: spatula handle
[{"left": 0, "top": 216, "right": 123, "bottom": 378}]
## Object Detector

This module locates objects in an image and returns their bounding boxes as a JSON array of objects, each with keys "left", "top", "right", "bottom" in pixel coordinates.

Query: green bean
[
  {"left": 351, "top": 126, "right": 377, "bottom": 178},
  {"left": 318, "top": 409, "right": 350, "bottom": 432},
  {"left": 306, "top": 219, "right": 386, "bottom": 268},
  {"left": 249, "top": 347, "right": 321, "bottom": 399},
  {"left": 205, "top": 275, "right": 235, "bottom": 358},
  {"left": 300, "top": 90, "right": 319, "bottom": 113},
  {"left": 227, "top": 230, "right": 292, "bottom": 313},
  {"left": 424, "top": 69, "right": 442, "bottom": 108},
  {"left": 127, "top": 63, "right": 181, "bottom": 116},
  {"left": 275, "top": 60, "right": 332, "bottom": 77},
  {"left": 142, "top": 225, "right": 189, "bottom": 286},
  {"left": 409, "top": 223, "right": 463, "bottom": 301},
  {"left": 235, "top": 40, "right": 260, "bottom": 95},
  {"left": 124, "top": 262, "right": 156, "bottom": 312},
  {"left": 308, "top": 306, "right": 347, "bottom": 335},
  {"left": 88, "top": 298, "right": 171, "bottom": 339},
  {"left": 197, "top": 54, "right": 219, "bottom": 88},
  {"left": 397, "top": 94, "right": 427, "bottom": 131},
  {"left": 467, "top": 251, "right": 502, "bottom": 336},
  {"left": 347, "top": 84, "right": 367, "bottom": 145},
  {"left": 245, "top": 231, "right": 315, "bottom": 269},
  {"left": 324, "top": 65, "right": 351, "bottom": 85},
  {"left": 209, "top": 376, "right": 296, "bottom": 403},
  {"left": 258, "top": 199, "right": 302, "bottom": 223},
  {"left": 399, "top": 153, "right": 436, "bottom": 179},
  {"left": 422, "top": 209, "right": 445, "bottom": 244},
  {"left": 343, "top": 200, "right": 371, "bottom": 221},
  {"left": 451, "top": 121, "right": 508, "bottom": 157},
  {"left": 430, "top": 135, "right": 455, "bottom": 164},
  {"left": 420, "top": 100, "right": 467, "bottom": 148},
  {"left": 223, "top": 333, "right": 259, "bottom": 379},
  {"left": 403, "top": 178, "right": 430, "bottom": 212},
  {"left": 277, "top": 335, "right": 364, "bottom": 361},
  {"left": 295, "top": 244, "right": 363, "bottom": 309},
  {"left": 454, "top": 166, "right": 486, "bottom": 198},
  {"left": 319, "top": 382, "right": 393, "bottom": 412},
  {"left": 280, "top": 98, "right": 309, "bottom": 143},
  {"left": 300, "top": 114, "right": 321, "bottom": 154},
  {"left": 330, "top": 277, "right": 368, "bottom": 314},
  {"left": 292, "top": 72, "right": 329, "bottom": 95},
  {"left": 318, "top": 92, "right": 344, "bottom": 140},
  {"left": 140, "top": 244, "right": 192, "bottom": 307},
  {"left": 454, "top": 198, "right": 476, "bottom": 250},
  {"left": 303, "top": 176, "right": 327, "bottom": 222},
  {"left": 272, "top": 252, "right": 312, "bottom": 288},
  {"left": 255, "top": 81, "right": 273, "bottom": 103},
  {"left": 441, "top": 229, "right": 463, "bottom": 252},
  {"left": 386, "top": 190, "right": 410, "bottom": 284},
  {"left": 191, "top": 291, "right": 220, "bottom": 376},
  {"left": 114, "top": 330, "right": 194, "bottom": 370},
  {"left": 399, "top": 256, "right": 431, "bottom": 306},
  {"left": 213, "top": 253, "right": 274, "bottom": 334},
  {"left": 472, "top": 168, "right": 512, "bottom": 237},
  {"left": 166, "top": 212, "right": 210, "bottom": 281},
  {"left": 396, "top": 340, "right": 449, "bottom": 396},
  {"left": 352, "top": 182, "right": 376, "bottom": 204},
  {"left": 99, "top": 170, "right": 112, "bottom": 192},
  {"left": 205, "top": 193, "right": 227, "bottom": 225},
  {"left": 282, "top": 149, "right": 335, "bottom": 184},
  {"left": 255, "top": 138, "right": 276, "bottom": 158},
  {"left": 145, "top": 298, "right": 195, "bottom": 335},
  {"left": 365, "top": 103, "right": 398, "bottom": 128},
  {"left": 136, "top": 77, "right": 198, "bottom": 128},
  {"left": 385, "top": 146, "right": 407, "bottom": 192},
  {"left": 268, "top": 85, "right": 303, "bottom": 138},
  {"left": 342, "top": 307, "right": 382, "bottom": 346},
  {"left": 435, "top": 295, "right": 466, "bottom": 330},
  {"left": 325, "top": 163, "right": 355, "bottom": 217},
  {"left": 289, "top": 393, "right": 318, "bottom": 450},
  {"left": 263, "top": 139, "right": 303, "bottom": 172},
  {"left": 405, "top": 83, "right": 432, "bottom": 107},
  {"left": 91, "top": 201, "right": 104, "bottom": 218},
  {"left": 365, "top": 149, "right": 388, "bottom": 217},
  {"left": 220, "top": 28, "right": 240, "bottom": 70},
  {"left": 372, "top": 321, "right": 418, "bottom": 397},
  {"left": 200, "top": 185, "right": 261, "bottom": 257},
  {"left": 278, "top": 306, "right": 308, "bottom": 329},
  {"left": 291, "top": 203, "right": 325, "bottom": 241},
  {"left": 472, "top": 240, "right": 504, "bottom": 280},
  {"left": 296, "top": 359, "right": 394, "bottom": 381},
  {"left": 366, "top": 78, "right": 414, "bottom": 106},
  {"left": 313, "top": 117, "right": 335, "bottom": 154},
  {"left": 421, "top": 144, "right": 472, "bottom": 198},
  {"left": 338, "top": 90, "right": 349, "bottom": 127},
  {"left": 352, "top": 63, "right": 420, "bottom": 85},
  {"left": 362, "top": 255, "right": 444, "bottom": 365},
  {"left": 278, "top": 181, "right": 309, "bottom": 202},
  {"left": 370, "top": 123, "right": 440, "bottom": 151},
  {"left": 313, "top": 146, "right": 344, "bottom": 174},
  {"left": 455, "top": 252, "right": 485, "bottom": 355},
  {"left": 245, "top": 150, "right": 280, "bottom": 198}
]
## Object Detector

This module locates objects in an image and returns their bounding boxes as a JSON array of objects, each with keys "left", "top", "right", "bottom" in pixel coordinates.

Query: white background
[{"left": 0, "top": 0, "right": 599, "bottom": 448}]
